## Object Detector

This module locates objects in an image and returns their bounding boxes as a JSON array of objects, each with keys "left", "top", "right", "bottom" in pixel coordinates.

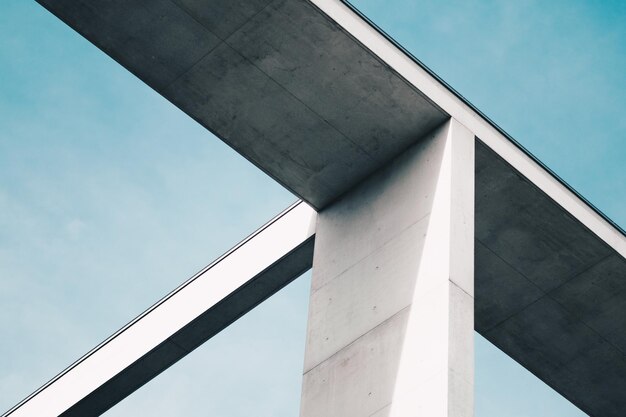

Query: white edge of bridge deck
[{"left": 316, "top": 0, "right": 626, "bottom": 258}]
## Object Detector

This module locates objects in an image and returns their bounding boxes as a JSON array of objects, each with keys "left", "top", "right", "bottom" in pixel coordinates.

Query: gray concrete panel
[
  {"left": 475, "top": 141, "right": 611, "bottom": 292},
  {"left": 549, "top": 340, "right": 626, "bottom": 414},
  {"left": 474, "top": 240, "right": 543, "bottom": 332},
  {"left": 485, "top": 297, "right": 604, "bottom": 377},
  {"left": 475, "top": 141, "right": 626, "bottom": 417},
  {"left": 483, "top": 298, "right": 626, "bottom": 415},
  {"left": 550, "top": 254, "right": 626, "bottom": 354},
  {"left": 37, "top": 0, "right": 221, "bottom": 91},
  {"left": 172, "top": 0, "right": 272, "bottom": 39},
  {"left": 228, "top": 0, "right": 445, "bottom": 164},
  {"left": 164, "top": 42, "right": 375, "bottom": 202},
  {"left": 36, "top": 0, "right": 447, "bottom": 209}
]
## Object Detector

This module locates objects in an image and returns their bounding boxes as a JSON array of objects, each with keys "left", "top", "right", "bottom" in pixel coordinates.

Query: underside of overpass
[
  {"left": 15, "top": 0, "right": 626, "bottom": 416},
  {"left": 475, "top": 141, "right": 626, "bottom": 415}
]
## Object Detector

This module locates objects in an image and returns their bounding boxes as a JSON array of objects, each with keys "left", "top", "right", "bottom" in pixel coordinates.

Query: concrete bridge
[{"left": 4, "top": 1, "right": 626, "bottom": 416}]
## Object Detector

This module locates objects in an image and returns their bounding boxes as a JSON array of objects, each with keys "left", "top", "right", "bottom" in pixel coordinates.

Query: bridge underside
[
  {"left": 33, "top": 0, "right": 626, "bottom": 416},
  {"left": 475, "top": 142, "right": 626, "bottom": 415},
  {"left": 38, "top": 0, "right": 447, "bottom": 209}
]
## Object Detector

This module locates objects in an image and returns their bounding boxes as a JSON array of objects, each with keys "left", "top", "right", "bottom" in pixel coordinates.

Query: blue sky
[{"left": 1, "top": 0, "right": 624, "bottom": 416}]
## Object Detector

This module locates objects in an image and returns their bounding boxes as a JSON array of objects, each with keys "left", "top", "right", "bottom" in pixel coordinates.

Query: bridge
[{"left": 4, "top": 1, "right": 626, "bottom": 416}]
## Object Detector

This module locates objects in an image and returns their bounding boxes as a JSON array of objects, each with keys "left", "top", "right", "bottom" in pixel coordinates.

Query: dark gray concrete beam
[
  {"left": 171, "top": 0, "right": 273, "bottom": 40},
  {"left": 36, "top": 0, "right": 447, "bottom": 209},
  {"left": 475, "top": 140, "right": 626, "bottom": 417}
]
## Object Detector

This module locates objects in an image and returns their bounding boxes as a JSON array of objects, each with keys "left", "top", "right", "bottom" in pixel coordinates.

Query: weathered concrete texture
[
  {"left": 475, "top": 140, "right": 626, "bottom": 417},
  {"left": 36, "top": 0, "right": 447, "bottom": 209},
  {"left": 301, "top": 119, "right": 474, "bottom": 417}
]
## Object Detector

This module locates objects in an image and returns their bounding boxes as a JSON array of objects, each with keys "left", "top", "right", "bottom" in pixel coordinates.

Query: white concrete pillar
[{"left": 300, "top": 118, "right": 474, "bottom": 417}]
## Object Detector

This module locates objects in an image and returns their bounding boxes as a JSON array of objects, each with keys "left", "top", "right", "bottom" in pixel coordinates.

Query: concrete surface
[
  {"left": 25, "top": 1, "right": 626, "bottom": 416},
  {"left": 475, "top": 141, "right": 626, "bottom": 417},
  {"left": 301, "top": 119, "right": 475, "bottom": 417},
  {"left": 36, "top": 0, "right": 447, "bottom": 209}
]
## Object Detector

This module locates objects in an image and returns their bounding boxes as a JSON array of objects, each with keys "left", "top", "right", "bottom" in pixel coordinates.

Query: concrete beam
[
  {"left": 2, "top": 202, "right": 316, "bottom": 417},
  {"left": 313, "top": 0, "right": 626, "bottom": 258},
  {"left": 33, "top": 0, "right": 625, "bottom": 258},
  {"left": 300, "top": 119, "right": 475, "bottom": 417},
  {"left": 474, "top": 142, "right": 626, "bottom": 417},
  {"left": 35, "top": 0, "right": 447, "bottom": 209},
  {"left": 28, "top": 0, "right": 626, "bottom": 415}
]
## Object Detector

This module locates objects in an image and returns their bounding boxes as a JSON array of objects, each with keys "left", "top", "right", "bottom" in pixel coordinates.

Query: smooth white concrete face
[{"left": 301, "top": 118, "right": 475, "bottom": 417}]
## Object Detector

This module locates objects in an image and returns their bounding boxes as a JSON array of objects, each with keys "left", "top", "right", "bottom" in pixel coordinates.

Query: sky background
[{"left": 0, "top": 0, "right": 624, "bottom": 416}]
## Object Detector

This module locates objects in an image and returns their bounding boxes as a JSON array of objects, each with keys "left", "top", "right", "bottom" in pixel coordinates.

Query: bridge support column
[{"left": 300, "top": 118, "right": 475, "bottom": 417}]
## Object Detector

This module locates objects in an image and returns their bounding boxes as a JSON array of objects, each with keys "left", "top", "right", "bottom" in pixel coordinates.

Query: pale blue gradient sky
[{"left": 1, "top": 1, "right": 624, "bottom": 416}]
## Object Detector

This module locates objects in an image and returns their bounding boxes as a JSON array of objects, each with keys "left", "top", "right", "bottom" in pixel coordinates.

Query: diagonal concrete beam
[{"left": 2, "top": 202, "right": 316, "bottom": 417}]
